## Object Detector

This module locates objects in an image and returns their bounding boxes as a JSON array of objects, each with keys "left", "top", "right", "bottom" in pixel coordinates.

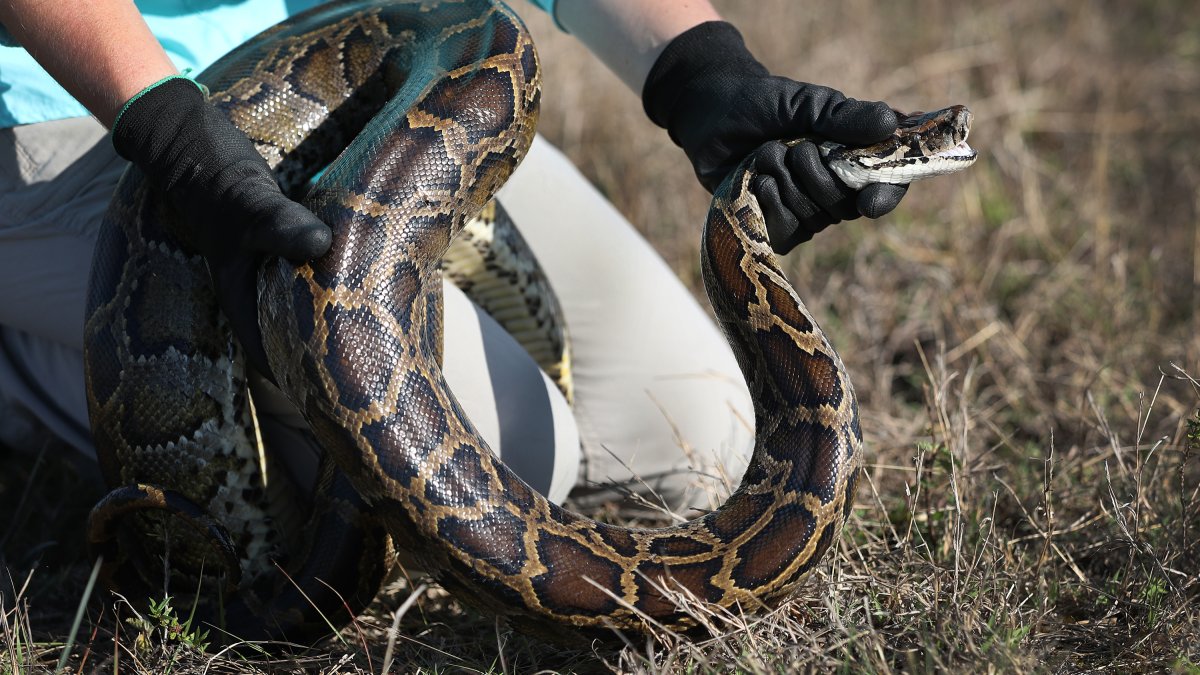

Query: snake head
[{"left": 822, "top": 104, "right": 978, "bottom": 189}]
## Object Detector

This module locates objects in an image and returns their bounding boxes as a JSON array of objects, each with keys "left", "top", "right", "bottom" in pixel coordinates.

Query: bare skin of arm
[
  {"left": 555, "top": 0, "right": 723, "bottom": 93},
  {"left": 0, "top": 0, "right": 176, "bottom": 127}
]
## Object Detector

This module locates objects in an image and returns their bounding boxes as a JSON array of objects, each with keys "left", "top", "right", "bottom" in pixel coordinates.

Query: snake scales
[{"left": 83, "top": 0, "right": 975, "bottom": 641}]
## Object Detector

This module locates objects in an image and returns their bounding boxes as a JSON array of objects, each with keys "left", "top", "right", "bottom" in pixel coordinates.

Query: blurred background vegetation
[{"left": 527, "top": 1, "right": 1200, "bottom": 669}]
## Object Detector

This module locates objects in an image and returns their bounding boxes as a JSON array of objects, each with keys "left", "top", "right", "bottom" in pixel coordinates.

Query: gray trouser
[{"left": 0, "top": 116, "right": 753, "bottom": 509}]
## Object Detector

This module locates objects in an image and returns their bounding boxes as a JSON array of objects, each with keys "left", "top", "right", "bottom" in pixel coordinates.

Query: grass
[{"left": 3, "top": 0, "right": 1200, "bottom": 671}]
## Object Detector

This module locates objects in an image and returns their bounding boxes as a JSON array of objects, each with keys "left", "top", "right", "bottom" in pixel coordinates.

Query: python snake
[{"left": 83, "top": 0, "right": 975, "bottom": 641}]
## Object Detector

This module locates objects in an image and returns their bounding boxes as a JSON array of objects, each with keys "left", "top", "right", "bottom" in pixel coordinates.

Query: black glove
[
  {"left": 642, "top": 21, "right": 908, "bottom": 254},
  {"left": 112, "top": 76, "right": 331, "bottom": 376}
]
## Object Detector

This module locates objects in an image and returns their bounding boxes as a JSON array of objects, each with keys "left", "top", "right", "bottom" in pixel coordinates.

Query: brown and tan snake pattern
[{"left": 84, "top": 0, "right": 974, "bottom": 642}]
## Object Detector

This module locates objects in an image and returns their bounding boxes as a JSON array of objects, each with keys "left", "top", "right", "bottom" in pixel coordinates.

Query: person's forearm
[
  {"left": 554, "top": 0, "right": 722, "bottom": 93},
  {"left": 0, "top": 0, "right": 176, "bottom": 127}
]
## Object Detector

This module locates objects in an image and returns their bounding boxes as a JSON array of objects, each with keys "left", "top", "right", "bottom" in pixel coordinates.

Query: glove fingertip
[
  {"left": 751, "top": 140, "right": 788, "bottom": 170},
  {"left": 823, "top": 99, "right": 899, "bottom": 145},
  {"left": 286, "top": 222, "right": 333, "bottom": 260},
  {"left": 862, "top": 101, "right": 900, "bottom": 140},
  {"left": 252, "top": 201, "right": 333, "bottom": 260},
  {"left": 858, "top": 182, "right": 909, "bottom": 218},
  {"left": 784, "top": 139, "right": 823, "bottom": 174}
]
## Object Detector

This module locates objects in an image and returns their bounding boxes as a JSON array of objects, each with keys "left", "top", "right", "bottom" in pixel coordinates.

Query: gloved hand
[
  {"left": 642, "top": 21, "right": 908, "bottom": 255},
  {"left": 112, "top": 76, "right": 332, "bottom": 376}
]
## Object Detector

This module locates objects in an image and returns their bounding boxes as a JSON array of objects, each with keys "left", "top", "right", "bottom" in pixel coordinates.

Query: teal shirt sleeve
[{"left": 525, "top": 0, "right": 565, "bottom": 31}]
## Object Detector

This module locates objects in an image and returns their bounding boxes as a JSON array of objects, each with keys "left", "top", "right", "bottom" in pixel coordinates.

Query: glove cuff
[
  {"left": 111, "top": 76, "right": 207, "bottom": 162},
  {"left": 641, "top": 21, "right": 767, "bottom": 132}
]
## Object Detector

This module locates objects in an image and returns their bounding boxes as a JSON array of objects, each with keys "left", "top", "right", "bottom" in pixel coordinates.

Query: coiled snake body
[{"left": 84, "top": 0, "right": 975, "bottom": 640}]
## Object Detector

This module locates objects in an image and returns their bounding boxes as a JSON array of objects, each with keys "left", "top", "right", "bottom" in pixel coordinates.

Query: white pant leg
[
  {"left": 0, "top": 118, "right": 119, "bottom": 456},
  {"left": 497, "top": 136, "right": 755, "bottom": 510}
]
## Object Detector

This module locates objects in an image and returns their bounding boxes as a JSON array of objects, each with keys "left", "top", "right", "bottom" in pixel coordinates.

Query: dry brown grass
[{"left": 4, "top": 0, "right": 1200, "bottom": 672}]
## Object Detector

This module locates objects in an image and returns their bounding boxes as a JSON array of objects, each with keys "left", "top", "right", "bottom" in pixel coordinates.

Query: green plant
[{"left": 125, "top": 595, "right": 210, "bottom": 654}]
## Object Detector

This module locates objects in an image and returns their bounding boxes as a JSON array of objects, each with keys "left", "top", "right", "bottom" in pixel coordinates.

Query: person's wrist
[
  {"left": 641, "top": 21, "right": 765, "bottom": 134},
  {"left": 111, "top": 75, "right": 204, "bottom": 135},
  {"left": 111, "top": 76, "right": 207, "bottom": 167}
]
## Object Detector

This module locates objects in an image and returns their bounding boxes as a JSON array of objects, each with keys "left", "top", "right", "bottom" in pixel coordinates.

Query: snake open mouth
[{"left": 943, "top": 139, "right": 978, "bottom": 161}]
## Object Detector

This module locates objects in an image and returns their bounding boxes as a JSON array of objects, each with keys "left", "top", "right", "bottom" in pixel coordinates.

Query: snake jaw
[{"left": 940, "top": 138, "right": 979, "bottom": 164}]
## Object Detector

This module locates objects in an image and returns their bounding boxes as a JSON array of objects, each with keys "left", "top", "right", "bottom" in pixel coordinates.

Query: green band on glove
[{"left": 111, "top": 71, "right": 207, "bottom": 134}]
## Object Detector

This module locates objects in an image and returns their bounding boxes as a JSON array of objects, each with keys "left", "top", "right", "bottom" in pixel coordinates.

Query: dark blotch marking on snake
[
  {"left": 765, "top": 421, "right": 842, "bottom": 501},
  {"left": 323, "top": 304, "right": 403, "bottom": 412},
  {"left": 633, "top": 557, "right": 724, "bottom": 615},
  {"left": 732, "top": 503, "right": 819, "bottom": 589},
  {"left": 437, "top": 508, "right": 528, "bottom": 576},
  {"left": 427, "top": 443, "right": 494, "bottom": 507},
  {"left": 531, "top": 533, "right": 624, "bottom": 616}
]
